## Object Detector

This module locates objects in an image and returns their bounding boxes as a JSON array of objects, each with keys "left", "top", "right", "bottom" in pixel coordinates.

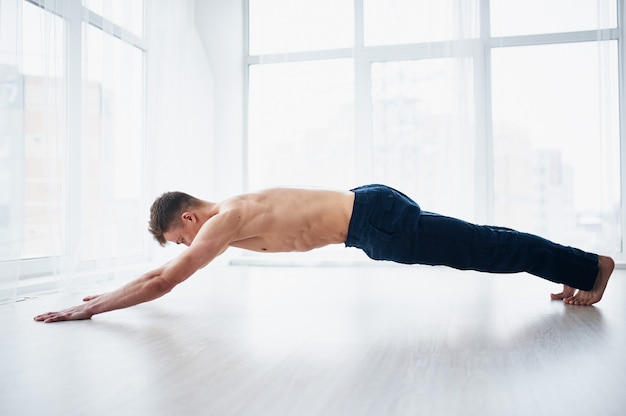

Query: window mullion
[
  {"left": 617, "top": 0, "right": 626, "bottom": 255},
  {"left": 243, "top": 0, "right": 251, "bottom": 191},
  {"left": 63, "top": 0, "right": 82, "bottom": 271},
  {"left": 491, "top": 28, "right": 619, "bottom": 48},
  {"left": 354, "top": 0, "right": 373, "bottom": 183},
  {"left": 474, "top": 0, "right": 494, "bottom": 224}
]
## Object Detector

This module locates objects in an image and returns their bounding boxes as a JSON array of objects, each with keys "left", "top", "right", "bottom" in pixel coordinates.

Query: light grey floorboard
[{"left": 1, "top": 265, "right": 625, "bottom": 416}]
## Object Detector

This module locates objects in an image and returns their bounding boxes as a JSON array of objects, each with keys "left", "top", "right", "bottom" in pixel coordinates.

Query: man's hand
[{"left": 33, "top": 294, "right": 103, "bottom": 323}]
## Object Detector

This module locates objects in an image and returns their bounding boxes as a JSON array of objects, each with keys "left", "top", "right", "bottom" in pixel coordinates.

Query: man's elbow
[
  {"left": 147, "top": 276, "right": 177, "bottom": 296},
  {"left": 150, "top": 265, "right": 195, "bottom": 295}
]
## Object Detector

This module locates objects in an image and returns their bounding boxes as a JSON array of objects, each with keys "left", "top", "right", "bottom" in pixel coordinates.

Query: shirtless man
[{"left": 34, "top": 184, "right": 615, "bottom": 323}]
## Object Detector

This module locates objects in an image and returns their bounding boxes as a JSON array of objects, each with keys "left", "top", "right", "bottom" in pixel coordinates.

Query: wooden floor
[{"left": 1, "top": 264, "right": 625, "bottom": 416}]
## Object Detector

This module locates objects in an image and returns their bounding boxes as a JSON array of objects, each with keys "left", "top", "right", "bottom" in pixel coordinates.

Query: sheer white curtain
[
  {"left": 0, "top": 0, "right": 216, "bottom": 302},
  {"left": 0, "top": 0, "right": 146, "bottom": 303},
  {"left": 0, "top": 0, "right": 26, "bottom": 301},
  {"left": 0, "top": 0, "right": 67, "bottom": 302}
]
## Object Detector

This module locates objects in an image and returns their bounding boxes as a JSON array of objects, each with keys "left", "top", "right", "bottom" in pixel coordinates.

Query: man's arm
[
  {"left": 34, "top": 224, "right": 235, "bottom": 323},
  {"left": 34, "top": 264, "right": 173, "bottom": 323},
  {"left": 33, "top": 249, "right": 208, "bottom": 323},
  {"left": 34, "top": 206, "right": 244, "bottom": 323}
]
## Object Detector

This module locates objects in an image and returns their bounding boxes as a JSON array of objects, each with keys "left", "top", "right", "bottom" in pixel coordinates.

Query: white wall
[{"left": 194, "top": 0, "right": 246, "bottom": 199}]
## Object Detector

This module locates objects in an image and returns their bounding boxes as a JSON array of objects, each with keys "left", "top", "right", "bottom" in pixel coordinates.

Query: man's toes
[{"left": 565, "top": 292, "right": 594, "bottom": 305}]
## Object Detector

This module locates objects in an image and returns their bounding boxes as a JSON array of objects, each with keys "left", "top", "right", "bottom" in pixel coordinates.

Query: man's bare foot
[
  {"left": 556, "top": 255, "right": 615, "bottom": 306},
  {"left": 550, "top": 285, "right": 576, "bottom": 301}
]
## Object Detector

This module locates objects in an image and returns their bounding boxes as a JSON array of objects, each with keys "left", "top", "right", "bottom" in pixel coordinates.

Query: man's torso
[{"left": 208, "top": 188, "right": 355, "bottom": 253}]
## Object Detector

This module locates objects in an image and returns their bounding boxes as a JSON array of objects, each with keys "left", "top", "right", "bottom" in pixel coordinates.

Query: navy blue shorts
[{"left": 345, "top": 184, "right": 599, "bottom": 290}]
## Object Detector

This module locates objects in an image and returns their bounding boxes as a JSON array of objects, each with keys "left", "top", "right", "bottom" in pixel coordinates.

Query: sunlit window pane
[
  {"left": 248, "top": 59, "right": 354, "bottom": 190},
  {"left": 491, "top": 0, "right": 617, "bottom": 37},
  {"left": 248, "top": 0, "right": 353, "bottom": 54},
  {"left": 371, "top": 59, "right": 476, "bottom": 219},
  {"left": 491, "top": 41, "right": 620, "bottom": 253},
  {"left": 81, "top": 24, "right": 144, "bottom": 261},
  {"left": 364, "top": 0, "right": 479, "bottom": 46}
]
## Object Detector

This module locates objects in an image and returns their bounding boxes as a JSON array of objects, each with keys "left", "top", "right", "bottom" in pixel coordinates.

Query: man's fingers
[
  {"left": 34, "top": 312, "right": 52, "bottom": 320},
  {"left": 34, "top": 310, "right": 85, "bottom": 323},
  {"left": 44, "top": 314, "right": 68, "bottom": 323},
  {"left": 34, "top": 312, "right": 57, "bottom": 322}
]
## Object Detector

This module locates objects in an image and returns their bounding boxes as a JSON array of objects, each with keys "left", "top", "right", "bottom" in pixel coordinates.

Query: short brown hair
[{"left": 149, "top": 191, "right": 200, "bottom": 246}]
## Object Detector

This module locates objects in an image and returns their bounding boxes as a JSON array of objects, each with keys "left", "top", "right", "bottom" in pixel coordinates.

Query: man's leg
[{"left": 412, "top": 211, "right": 602, "bottom": 294}]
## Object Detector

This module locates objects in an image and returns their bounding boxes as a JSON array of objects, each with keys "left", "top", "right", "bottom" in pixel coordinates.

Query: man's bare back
[{"left": 216, "top": 188, "right": 355, "bottom": 253}]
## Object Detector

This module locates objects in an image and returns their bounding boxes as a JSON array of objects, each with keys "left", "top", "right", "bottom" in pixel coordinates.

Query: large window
[
  {"left": 0, "top": 0, "right": 145, "bottom": 299},
  {"left": 247, "top": 0, "right": 623, "bottom": 259}
]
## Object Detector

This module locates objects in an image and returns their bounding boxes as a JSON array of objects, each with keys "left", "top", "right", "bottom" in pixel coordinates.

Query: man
[{"left": 34, "top": 184, "right": 615, "bottom": 323}]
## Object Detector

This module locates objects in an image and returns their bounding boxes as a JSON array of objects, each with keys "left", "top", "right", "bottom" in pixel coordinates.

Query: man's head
[{"left": 149, "top": 191, "right": 202, "bottom": 246}]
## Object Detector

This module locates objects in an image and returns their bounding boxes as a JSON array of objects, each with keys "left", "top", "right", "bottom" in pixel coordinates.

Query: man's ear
[{"left": 181, "top": 211, "right": 195, "bottom": 223}]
